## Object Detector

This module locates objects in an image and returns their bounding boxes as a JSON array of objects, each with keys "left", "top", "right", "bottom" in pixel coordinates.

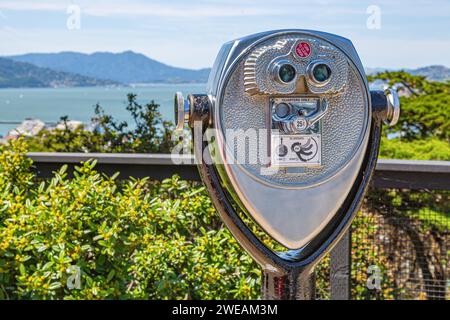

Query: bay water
[{"left": 0, "top": 84, "right": 206, "bottom": 136}]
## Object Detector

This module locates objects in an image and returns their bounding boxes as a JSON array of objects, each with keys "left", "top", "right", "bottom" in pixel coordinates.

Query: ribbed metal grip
[{"left": 174, "top": 92, "right": 190, "bottom": 131}]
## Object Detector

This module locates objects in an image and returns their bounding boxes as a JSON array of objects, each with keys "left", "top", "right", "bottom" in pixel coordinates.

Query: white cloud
[
  {"left": 0, "top": 1, "right": 288, "bottom": 17},
  {"left": 0, "top": 1, "right": 66, "bottom": 12},
  {"left": 2, "top": 0, "right": 448, "bottom": 20},
  {"left": 0, "top": 0, "right": 395, "bottom": 18}
]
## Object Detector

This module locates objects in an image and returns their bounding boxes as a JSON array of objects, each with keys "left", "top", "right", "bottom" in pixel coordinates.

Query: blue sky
[{"left": 0, "top": 0, "right": 449, "bottom": 69}]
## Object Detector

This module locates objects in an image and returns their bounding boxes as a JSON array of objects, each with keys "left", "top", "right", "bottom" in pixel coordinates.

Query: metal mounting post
[{"left": 262, "top": 267, "right": 316, "bottom": 300}]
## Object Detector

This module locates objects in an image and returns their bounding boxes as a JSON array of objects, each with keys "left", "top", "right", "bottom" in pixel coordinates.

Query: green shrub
[
  {"left": 380, "top": 136, "right": 450, "bottom": 161},
  {"left": 0, "top": 139, "right": 259, "bottom": 299}
]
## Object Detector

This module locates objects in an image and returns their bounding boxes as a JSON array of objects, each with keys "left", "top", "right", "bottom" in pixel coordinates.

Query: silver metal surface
[
  {"left": 242, "top": 37, "right": 349, "bottom": 96},
  {"left": 220, "top": 38, "right": 368, "bottom": 186},
  {"left": 385, "top": 88, "right": 400, "bottom": 126},
  {"left": 206, "top": 30, "right": 371, "bottom": 249},
  {"left": 174, "top": 92, "right": 190, "bottom": 131},
  {"left": 274, "top": 98, "right": 328, "bottom": 134},
  {"left": 262, "top": 267, "right": 316, "bottom": 299}
]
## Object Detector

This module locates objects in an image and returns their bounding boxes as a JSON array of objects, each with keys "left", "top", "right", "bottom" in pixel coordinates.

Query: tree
[
  {"left": 27, "top": 94, "right": 174, "bottom": 153},
  {"left": 369, "top": 71, "right": 450, "bottom": 142}
]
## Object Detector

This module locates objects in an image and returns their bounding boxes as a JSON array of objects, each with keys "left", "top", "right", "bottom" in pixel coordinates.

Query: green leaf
[
  {"left": 19, "top": 264, "right": 26, "bottom": 276},
  {"left": 48, "top": 282, "right": 62, "bottom": 290},
  {"left": 107, "top": 270, "right": 115, "bottom": 282}
]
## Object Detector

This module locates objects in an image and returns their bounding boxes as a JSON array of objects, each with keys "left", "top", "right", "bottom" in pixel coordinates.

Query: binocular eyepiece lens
[
  {"left": 278, "top": 64, "right": 296, "bottom": 83},
  {"left": 312, "top": 63, "right": 332, "bottom": 83}
]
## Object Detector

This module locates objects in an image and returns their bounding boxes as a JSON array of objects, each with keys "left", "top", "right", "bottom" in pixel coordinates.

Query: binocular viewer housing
[{"left": 174, "top": 30, "right": 399, "bottom": 277}]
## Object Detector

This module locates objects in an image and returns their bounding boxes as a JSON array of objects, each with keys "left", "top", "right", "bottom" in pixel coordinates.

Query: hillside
[
  {"left": 0, "top": 58, "right": 116, "bottom": 88},
  {"left": 8, "top": 51, "right": 211, "bottom": 84},
  {"left": 365, "top": 65, "right": 450, "bottom": 81},
  {"left": 5, "top": 51, "right": 448, "bottom": 85},
  {"left": 407, "top": 65, "right": 450, "bottom": 81}
]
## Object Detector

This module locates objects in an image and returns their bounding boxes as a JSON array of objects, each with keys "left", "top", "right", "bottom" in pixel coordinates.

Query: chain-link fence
[{"left": 317, "top": 188, "right": 449, "bottom": 300}]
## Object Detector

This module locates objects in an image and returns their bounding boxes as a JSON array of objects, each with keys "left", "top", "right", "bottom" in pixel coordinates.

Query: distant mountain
[
  {"left": 0, "top": 58, "right": 116, "bottom": 88},
  {"left": 8, "top": 51, "right": 211, "bottom": 84},
  {"left": 365, "top": 65, "right": 450, "bottom": 81},
  {"left": 5, "top": 50, "right": 448, "bottom": 85},
  {"left": 407, "top": 65, "right": 450, "bottom": 81}
]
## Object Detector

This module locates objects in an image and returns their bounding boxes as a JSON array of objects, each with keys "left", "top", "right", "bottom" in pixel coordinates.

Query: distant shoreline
[
  {"left": 0, "top": 83, "right": 208, "bottom": 90},
  {"left": 0, "top": 83, "right": 206, "bottom": 137}
]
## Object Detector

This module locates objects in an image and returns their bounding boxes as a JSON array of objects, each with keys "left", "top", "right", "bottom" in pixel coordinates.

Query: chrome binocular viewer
[{"left": 174, "top": 29, "right": 399, "bottom": 299}]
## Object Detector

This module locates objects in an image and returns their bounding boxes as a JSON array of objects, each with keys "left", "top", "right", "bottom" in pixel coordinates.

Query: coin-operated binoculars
[{"left": 174, "top": 30, "right": 399, "bottom": 300}]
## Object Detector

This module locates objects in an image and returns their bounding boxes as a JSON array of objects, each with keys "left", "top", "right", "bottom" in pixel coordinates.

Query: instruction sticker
[{"left": 271, "top": 134, "right": 321, "bottom": 167}]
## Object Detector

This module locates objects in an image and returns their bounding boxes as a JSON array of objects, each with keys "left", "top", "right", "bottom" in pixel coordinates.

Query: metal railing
[
  {"left": 27, "top": 153, "right": 450, "bottom": 190},
  {"left": 27, "top": 153, "right": 450, "bottom": 299}
]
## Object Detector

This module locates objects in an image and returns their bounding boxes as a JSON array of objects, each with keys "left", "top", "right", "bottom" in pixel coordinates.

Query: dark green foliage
[
  {"left": 368, "top": 71, "right": 450, "bottom": 161},
  {"left": 27, "top": 94, "right": 174, "bottom": 153},
  {"left": 369, "top": 71, "right": 450, "bottom": 142},
  {"left": 395, "top": 92, "right": 449, "bottom": 140}
]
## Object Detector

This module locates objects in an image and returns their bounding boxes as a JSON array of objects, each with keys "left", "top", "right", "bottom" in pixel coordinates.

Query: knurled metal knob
[
  {"left": 384, "top": 88, "right": 400, "bottom": 126},
  {"left": 174, "top": 92, "right": 190, "bottom": 131}
]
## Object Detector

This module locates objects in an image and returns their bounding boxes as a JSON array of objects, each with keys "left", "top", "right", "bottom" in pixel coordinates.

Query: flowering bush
[{"left": 0, "top": 139, "right": 259, "bottom": 299}]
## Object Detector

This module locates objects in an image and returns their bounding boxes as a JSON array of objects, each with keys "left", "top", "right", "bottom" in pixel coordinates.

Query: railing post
[
  {"left": 330, "top": 230, "right": 351, "bottom": 300},
  {"left": 262, "top": 267, "right": 316, "bottom": 300}
]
